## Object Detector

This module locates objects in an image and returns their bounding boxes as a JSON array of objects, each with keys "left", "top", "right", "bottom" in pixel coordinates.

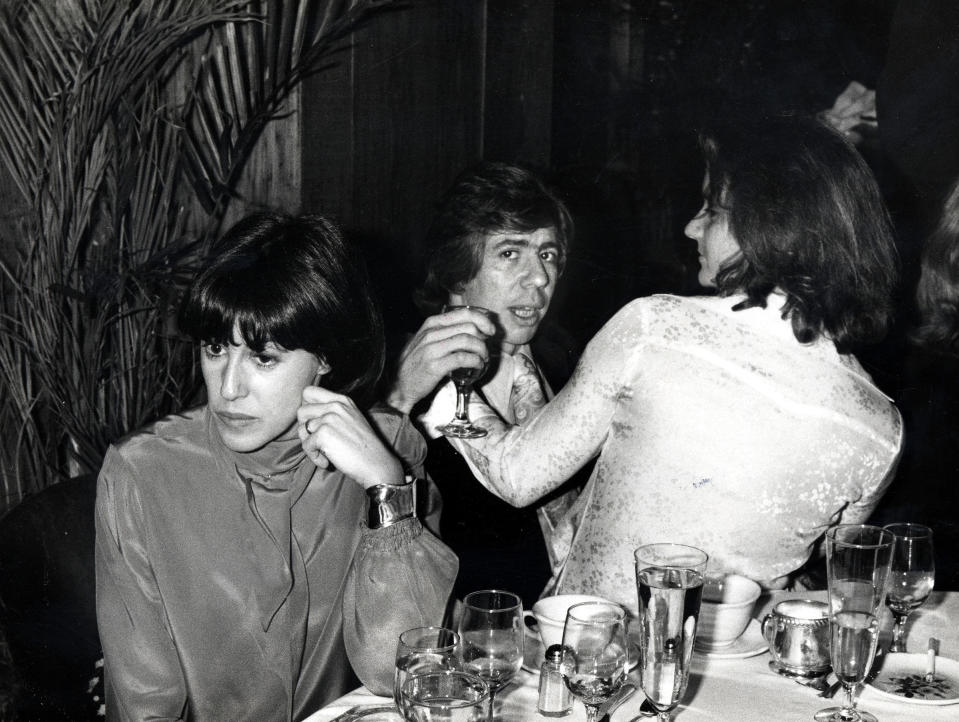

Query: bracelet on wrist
[{"left": 366, "top": 475, "right": 417, "bottom": 529}]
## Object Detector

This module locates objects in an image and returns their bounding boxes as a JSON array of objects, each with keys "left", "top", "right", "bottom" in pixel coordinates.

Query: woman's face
[
  {"left": 684, "top": 172, "right": 742, "bottom": 288},
  {"left": 202, "top": 324, "right": 328, "bottom": 453}
]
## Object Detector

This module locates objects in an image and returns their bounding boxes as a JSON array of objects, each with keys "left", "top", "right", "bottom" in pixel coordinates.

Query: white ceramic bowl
[
  {"left": 697, "top": 574, "right": 762, "bottom": 649},
  {"left": 526, "top": 594, "right": 609, "bottom": 649}
]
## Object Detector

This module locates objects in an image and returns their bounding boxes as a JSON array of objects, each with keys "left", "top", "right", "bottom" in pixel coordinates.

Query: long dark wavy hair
[
  {"left": 178, "top": 212, "right": 385, "bottom": 407},
  {"left": 701, "top": 115, "right": 899, "bottom": 353},
  {"left": 914, "top": 178, "right": 959, "bottom": 355}
]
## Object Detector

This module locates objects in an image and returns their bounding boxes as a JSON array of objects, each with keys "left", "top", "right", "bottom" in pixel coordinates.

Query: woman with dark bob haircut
[
  {"left": 95, "top": 212, "right": 456, "bottom": 719},
  {"left": 452, "top": 116, "right": 904, "bottom": 610}
]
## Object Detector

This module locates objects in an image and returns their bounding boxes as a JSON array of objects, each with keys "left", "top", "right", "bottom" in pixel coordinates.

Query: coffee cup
[
  {"left": 524, "top": 594, "right": 608, "bottom": 649},
  {"left": 761, "top": 598, "right": 830, "bottom": 677},
  {"left": 697, "top": 574, "right": 762, "bottom": 649}
]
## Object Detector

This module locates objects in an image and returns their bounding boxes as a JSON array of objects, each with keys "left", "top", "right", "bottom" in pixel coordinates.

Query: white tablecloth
[{"left": 306, "top": 590, "right": 959, "bottom": 722}]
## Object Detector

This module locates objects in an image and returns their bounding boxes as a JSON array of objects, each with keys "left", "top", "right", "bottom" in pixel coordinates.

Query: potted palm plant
[{"left": 0, "top": 0, "right": 400, "bottom": 510}]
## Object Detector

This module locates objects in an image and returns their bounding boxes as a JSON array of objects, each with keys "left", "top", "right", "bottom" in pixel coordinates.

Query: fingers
[{"left": 433, "top": 306, "right": 497, "bottom": 337}]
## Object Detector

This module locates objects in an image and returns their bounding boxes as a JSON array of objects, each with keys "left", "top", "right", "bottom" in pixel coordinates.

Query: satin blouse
[
  {"left": 460, "top": 294, "right": 903, "bottom": 611},
  {"left": 95, "top": 405, "right": 457, "bottom": 721}
]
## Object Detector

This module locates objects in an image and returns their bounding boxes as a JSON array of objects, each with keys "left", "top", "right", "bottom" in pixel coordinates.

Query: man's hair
[
  {"left": 701, "top": 115, "right": 899, "bottom": 352},
  {"left": 178, "top": 212, "right": 384, "bottom": 407},
  {"left": 915, "top": 177, "right": 959, "bottom": 355},
  {"left": 415, "top": 162, "right": 573, "bottom": 315}
]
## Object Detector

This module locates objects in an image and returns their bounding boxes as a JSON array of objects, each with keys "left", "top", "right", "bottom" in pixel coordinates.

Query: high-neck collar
[{"left": 207, "top": 411, "right": 307, "bottom": 487}]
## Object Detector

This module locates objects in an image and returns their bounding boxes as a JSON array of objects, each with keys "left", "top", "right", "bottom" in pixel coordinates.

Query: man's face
[{"left": 449, "top": 227, "right": 562, "bottom": 354}]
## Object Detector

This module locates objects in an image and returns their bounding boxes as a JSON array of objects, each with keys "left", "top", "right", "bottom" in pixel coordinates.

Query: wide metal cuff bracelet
[{"left": 366, "top": 476, "right": 416, "bottom": 529}]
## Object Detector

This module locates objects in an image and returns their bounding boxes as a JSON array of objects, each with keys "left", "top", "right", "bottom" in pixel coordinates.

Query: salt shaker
[{"left": 538, "top": 643, "right": 572, "bottom": 716}]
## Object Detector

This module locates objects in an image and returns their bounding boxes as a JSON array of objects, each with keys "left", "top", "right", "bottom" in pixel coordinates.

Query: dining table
[{"left": 306, "top": 589, "right": 959, "bottom": 722}]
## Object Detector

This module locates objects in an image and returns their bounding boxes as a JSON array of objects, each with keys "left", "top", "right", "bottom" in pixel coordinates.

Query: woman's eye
[
  {"left": 253, "top": 353, "right": 278, "bottom": 367},
  {"left": 540, "top": 249, "right": 559, "bottom": 263},
  {"left": 500, "top": 249, "right": 518, "bottom": 259},
  {"left": 202, "top": 343, "right": 225, "bottom": 357}
]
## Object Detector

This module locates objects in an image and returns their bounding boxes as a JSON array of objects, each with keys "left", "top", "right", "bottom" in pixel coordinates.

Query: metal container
[{"left": 762, "top": 599, "right": 831, "bottom": 677}]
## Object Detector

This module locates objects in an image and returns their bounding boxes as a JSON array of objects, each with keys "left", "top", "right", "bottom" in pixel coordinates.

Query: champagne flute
[
  {"left": 401, "top": 670, "right": 491, "bottom": 722},
  {"left": 560, "top": 601, "right": 629, "bottom": 722},
  {"left": 394, "top": 627, "right": 461, "bottom": 714},
  {"left": 815, "top": 524, "right": 894, "bottom": 722},
  {"left": 634, "top": 543, "right": 709, "bottom": 722},
  {"left": 883, "top": 523, "right": 935, "bottom": 653},
  {"left": 436, "top": 305, "right": 493, "bottom": 439},
  {"left": 457, "top": 590, "right": 524, "bottom": 714}
]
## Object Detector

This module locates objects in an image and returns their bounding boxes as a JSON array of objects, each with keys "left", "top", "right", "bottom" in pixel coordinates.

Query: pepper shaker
[{"left": 538, "top": 643, "right": 572, "bottom": 716}]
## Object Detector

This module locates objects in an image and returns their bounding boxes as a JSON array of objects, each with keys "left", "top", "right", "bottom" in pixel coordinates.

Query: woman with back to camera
[
  {"left": 453, "top": 115, "right": 903, "bottom": 610},
  {"left": 94, "top": 212, "right": 457, "bottom": 719}
]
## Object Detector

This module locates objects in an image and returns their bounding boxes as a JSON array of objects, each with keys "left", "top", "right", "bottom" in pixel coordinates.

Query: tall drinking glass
[
  {"left": 394, "top": 627, "right": 461, "bottom": 714},
  {"left": 457, "top": 590, "right": 524, "bottom": 712},
  {"left": 401, "top": 670, "right": 491, "bottom": 722},
  {"left": 634, "top": 543, "right": 709, "bottom": 722},
  {"left": 560, "top": 600, "right": 629, "bottom": 722},
  {"left": 436, "top": 305, "right": 492, "bottom": 438},
  {"left": 883, "top": 523, "right": 935, "bottom": 653},
  {"left": 815, "top": 524, "right": 894, "bottom": 722}
]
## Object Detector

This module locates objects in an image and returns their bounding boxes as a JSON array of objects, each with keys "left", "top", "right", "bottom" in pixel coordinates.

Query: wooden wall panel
[{"left": 484, "top": 0, "right": 554, "bottom": 167}]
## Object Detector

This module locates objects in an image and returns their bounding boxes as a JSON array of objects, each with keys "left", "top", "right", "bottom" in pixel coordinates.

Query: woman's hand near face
[{"left": 297, "top": 386, "right": 405, "bottom": 489}]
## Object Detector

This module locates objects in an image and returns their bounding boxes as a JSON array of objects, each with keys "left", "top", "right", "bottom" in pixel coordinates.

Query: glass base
[
  {"left": 436, "top": 421, "right": 487, "bottom": 438},
  {"left": 814, "top": 706, "right": 877, "bottom": 722}
]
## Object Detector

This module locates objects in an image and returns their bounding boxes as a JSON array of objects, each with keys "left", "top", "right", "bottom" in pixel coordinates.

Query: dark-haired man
[{"left": 386, "top": 162, "right": 582, "bottom": 607}]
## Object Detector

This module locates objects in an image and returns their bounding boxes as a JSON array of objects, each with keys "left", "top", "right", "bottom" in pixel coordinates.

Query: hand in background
[
  {"left": 298, "top": 386, "right": 404, "bottom": 489},
  {"left": 820, "top": 80, "right": 877, "bottom": 145},
  {"left": 386, "top": 306, "right": 496, "bottom": 413}
]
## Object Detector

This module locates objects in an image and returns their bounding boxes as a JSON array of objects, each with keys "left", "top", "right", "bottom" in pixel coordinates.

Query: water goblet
[
  {"left": 883, "top": 522, "right": 935, "bottom": 653},
  {"left": 634, "top": 543, "right": 709, "bottom": 722},
  {"left": 401, "top": 670, "right": 491, "bottom": 722},
  {"left": 815, "top": 524, "right": 894, "bottom": 722},
  {"left": 435, "top": 305, "right": 493, "bottom": 439},
  {"left": 394, "top": 627, "right": 461, "bottom": 714},
  {"left": 560, "top": 600, "right": 629, "bottom": 722},
  {"left": 457, "top": 590, "right": 524, "bottom": 713}
]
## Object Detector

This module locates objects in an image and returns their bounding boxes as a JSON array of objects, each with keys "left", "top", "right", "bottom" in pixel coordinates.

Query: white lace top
[{"left": 460, "top": 293, "right": 903, "bottom": 613}]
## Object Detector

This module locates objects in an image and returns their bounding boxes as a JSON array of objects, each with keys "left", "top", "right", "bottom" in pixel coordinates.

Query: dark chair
[{"left": 0, "top": 475, "right": 101, "bottom": 719}]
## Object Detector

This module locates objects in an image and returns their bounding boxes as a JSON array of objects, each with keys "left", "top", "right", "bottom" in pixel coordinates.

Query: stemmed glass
[
  {"left": 634, "top": 543, "right": 709, "bottom": 722},
  {"left": 883, "top": 523, "right": 935, "bottom": 653},
  {"left": 815, "top": 524, "right": 894, "bottom": 722},
  {"left": 560, "top": 600, "right": 629, "bottom": 722},
  {"left": 401, "top": 670, "right": 491, "bottom": 722},
  {"left": 436, "top": 305, "right": 493, "bottom": 438},
  {"left": 394, "top": 627, "right": 461, "bottom": 715},
  {"left": 457, "top": 590, "right": 524, "bottom": 713}
]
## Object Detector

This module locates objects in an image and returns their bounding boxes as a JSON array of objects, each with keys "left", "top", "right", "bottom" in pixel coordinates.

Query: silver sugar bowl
[{"left": 762, "top": 598, "right": 831, "bottom": 677}]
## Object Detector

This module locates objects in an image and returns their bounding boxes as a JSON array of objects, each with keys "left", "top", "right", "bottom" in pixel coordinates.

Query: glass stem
[
  {"left": 890, "top": 613, "right": 908, "bottom": 653},
  {"left": 454, "top": 387, "right": 472, "bottom": 422},
  {"left": 584, "top": 704, "right": 600, "bottom": 722},
  {"left": 656, "top": 713, "right": 672, "bottom": 722},
  {"left": 841, "top": 681, "right": 859, "bottom": 716}
]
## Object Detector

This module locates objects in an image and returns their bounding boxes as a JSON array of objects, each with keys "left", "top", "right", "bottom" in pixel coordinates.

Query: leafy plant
[{"left": 0, "top": 0, "right": 399, "bottom": 511}]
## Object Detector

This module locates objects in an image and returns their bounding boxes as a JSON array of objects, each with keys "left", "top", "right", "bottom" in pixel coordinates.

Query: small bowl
[
  {"left": 697, "top": 574, "right": 762, "bottom": 649},
  {"left": 525, "top": 594, "right": 609, "bottom": 649}
]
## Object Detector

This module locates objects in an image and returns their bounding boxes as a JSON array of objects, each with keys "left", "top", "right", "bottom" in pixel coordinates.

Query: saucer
[
  {"left": 521, "top": 628, "right": 640, "bottom": 674},
  {"left": 694, "top": 618, "right": 768, "bottom": 659},
  {"left": 865, "top": 652, "right": 959, "bottom": 705}
]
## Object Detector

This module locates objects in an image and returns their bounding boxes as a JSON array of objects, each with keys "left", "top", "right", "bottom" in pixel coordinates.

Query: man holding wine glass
[{"left": 385, "top": 161, "right": 583, "bottom": 607}]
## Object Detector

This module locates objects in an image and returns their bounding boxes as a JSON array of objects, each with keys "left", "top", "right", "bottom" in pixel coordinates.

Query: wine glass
[
  {"left": 401, "top": 670, "right": 491, "bottom": 722},
  {"left": 560, "top": 600, "right": 629, "bottom": 722},
  {"left": 435, "top": 305, "right": 493, "bottom": 438},
  {"left": 634, "top": 543, "right": 709, "bottom": 722},
  {"left": 394, "top": 627, "right": 461, "bottom": 714},
  {"left": 457, "top": 590, "right": 524, "bottom": 713},
  {"left": 815, "top": 524, "right": 894, "bottom": 722},
  {"left": 883, "top": 523, "right": 935, "bottom": 653}
]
